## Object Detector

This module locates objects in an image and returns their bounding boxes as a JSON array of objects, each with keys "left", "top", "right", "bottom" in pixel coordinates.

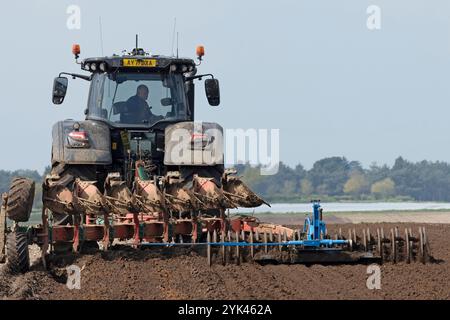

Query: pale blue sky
[{"left": 1, "top": 0, "right": 449, "bottom": 172}]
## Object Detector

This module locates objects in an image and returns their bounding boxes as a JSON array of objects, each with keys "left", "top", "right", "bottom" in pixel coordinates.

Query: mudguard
[
  {"left": 164, "top": 122, "right": 224, "bottom": 166},
  {"left": 51, "top": 120, "right": 112, "bottom": 165}
]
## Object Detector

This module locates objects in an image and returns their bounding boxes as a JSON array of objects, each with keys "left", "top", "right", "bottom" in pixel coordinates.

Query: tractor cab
[{"left": 52, "top": 44, "right": 220, "bottom": 131}]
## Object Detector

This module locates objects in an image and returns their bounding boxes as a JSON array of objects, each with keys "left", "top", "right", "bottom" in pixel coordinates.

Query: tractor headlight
[
  {"left": 99, "top": 62, "right": 107, "bottom": 72},
  {"left": 170, "top": 64, "right": 177, "bottom": 72},
  {"left": 90, "top": 63, "right": 97, "bottom": 71},
  {"left": 84, "top": 63, "right": 91, "bottom": 71}
]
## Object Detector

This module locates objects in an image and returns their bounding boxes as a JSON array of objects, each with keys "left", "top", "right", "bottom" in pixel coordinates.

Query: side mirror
[
  {"left": 205, "top": 78, "right": 220, "bottom": 106},
  {"left": 160, "top": 97, "right": 173, "bottom": 107},
  {"left": 52, "top": 77, "right": 68, "bottom": 105}
]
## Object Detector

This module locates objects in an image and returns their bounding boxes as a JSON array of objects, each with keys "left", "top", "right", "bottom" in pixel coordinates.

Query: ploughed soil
[{"left": 0, "top": 223, "right": 449, "bottom": 300}]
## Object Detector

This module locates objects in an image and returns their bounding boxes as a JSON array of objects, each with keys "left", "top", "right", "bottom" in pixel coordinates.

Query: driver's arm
[{"left": 144, "top": 102, "right": 164, "bottom": 121}]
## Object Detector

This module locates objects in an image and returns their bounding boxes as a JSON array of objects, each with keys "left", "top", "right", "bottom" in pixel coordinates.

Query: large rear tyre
[
  {"left": 5, "top": 178, "right": 35, "bottom": 223},
  {"left": 47, "top": 164, "right": 97, "bottom": 225},
  {"left": 6, "top": 231, "right": 30, "bottom": 274}
]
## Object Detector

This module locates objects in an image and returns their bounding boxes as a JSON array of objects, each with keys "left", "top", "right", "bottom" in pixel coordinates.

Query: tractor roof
[{"left": 81, "top": 50, "right": 196, "bottom": 74}]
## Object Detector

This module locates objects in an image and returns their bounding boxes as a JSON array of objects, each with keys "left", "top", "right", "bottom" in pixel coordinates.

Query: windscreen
[{"left": 88, "top": 72, "right": 189, "bottom": 127}]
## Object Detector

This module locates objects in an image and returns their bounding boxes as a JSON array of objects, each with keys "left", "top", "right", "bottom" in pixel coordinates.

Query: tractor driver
[{"left": 125, "top": 85, "right": 163, "bottom": 124}]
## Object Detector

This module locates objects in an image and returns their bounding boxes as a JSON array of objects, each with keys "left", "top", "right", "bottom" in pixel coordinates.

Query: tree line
[
  {"left": 236, "top": 156, "right": 450, "bottom": 202},
  {"left": 0, "top": 168, "right": 49, "bottom": 208},
  {"left": 1, "top": 157, "right": 450, "bottom": 205}
]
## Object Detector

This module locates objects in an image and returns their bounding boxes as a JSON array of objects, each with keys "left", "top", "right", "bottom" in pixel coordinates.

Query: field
[{"left": 1, "top": 212, "right": 449, "bottom": 300}]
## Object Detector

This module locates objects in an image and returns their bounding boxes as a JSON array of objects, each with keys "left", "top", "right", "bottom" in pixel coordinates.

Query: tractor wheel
[
  {"left": 6, "top": 231, "right": 30, "bottom": 274},
  {"left": 5, "top": 177, "right": 35, "bottom": 223},
  {"left": 48, "top": 164, "right": 97, "bottom": 225}
]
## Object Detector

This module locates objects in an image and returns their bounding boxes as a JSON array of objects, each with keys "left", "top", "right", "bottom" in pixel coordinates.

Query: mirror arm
[
  {"left": 58, "top": 72, "right": 91, "bottom": 81},
  {"left": 184, "top": 73, "right": 214, "bottom": 82}
]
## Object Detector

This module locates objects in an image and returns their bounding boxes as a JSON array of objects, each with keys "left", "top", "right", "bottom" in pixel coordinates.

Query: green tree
[
  {"left": 343, "top": 172, "right": 368, "bottom": 195},
  {"left": 300, "top": 178, "right": 313, "bottom": 196},
  {"left": 371, "top": 178, "right": 395, "bottom": 199},
  {"left": 308, "top": 157, "right": 350, "bottom": 195}
]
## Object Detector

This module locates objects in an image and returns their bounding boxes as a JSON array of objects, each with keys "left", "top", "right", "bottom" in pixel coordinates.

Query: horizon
[
  {"left": 1, "top": 1, "right": 450, "bottom": 171},
  {"left": 0, "top": 155, "right": 447, "bottom": 175}
]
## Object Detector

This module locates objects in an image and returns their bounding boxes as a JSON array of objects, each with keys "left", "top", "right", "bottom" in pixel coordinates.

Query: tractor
[
  {"left": 1, "top": 40, "right": 269, "bottom": 272},
  {"left": 0, "top": 41, "right": 431, "bottom": 273}
]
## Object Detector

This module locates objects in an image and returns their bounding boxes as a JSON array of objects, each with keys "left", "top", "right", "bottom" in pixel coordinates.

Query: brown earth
[{"left": 0, "top": 223, "right": 449, "bottom": 300}]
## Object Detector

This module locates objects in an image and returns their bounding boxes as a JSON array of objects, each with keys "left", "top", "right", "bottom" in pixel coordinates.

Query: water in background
[
  {"left": 230, "top": 202, "right": 450, "bottom": 214},
  {"left": 24, "top": 202, "right": 450, "bottom": 225}
]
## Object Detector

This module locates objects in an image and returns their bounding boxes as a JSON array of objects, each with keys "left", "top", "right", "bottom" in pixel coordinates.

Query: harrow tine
[
  {"left": 376, "top": 228, "right": 382, "bottom": 261},
  {"left": 235, "top": 231, "right": 240, "bottom": 265},
  {"left": 255, "top": 229, "right": 260, "bottom": 243},
  {"left": 347, "top": 229, "right": 353, "bottom": 251},
  {"left": 250, "top": 230, "right": 254, "bottom": 259},
  {"left": 419, "top": 227, "right": 429, "bottom": 264},
  {"left": 339, "top": 228, "right": 342, "bottom": 239},
  {"left": 352, "top": 228, "right": 356, "bottom": 244},
  {"left": 207, "top": 231, "right": 212, "bottom": 267},
  {"left": 227, "top": 230, "right": 232, "bottom": 263},
  {"left": 390, "top": 228, "right": 397, "bottom": 263},
  {"left": 405, "top": 228, "right": 411, "bottom": 264},
  {"left": 264, "top": 232, "right": 268, "bottom": 253},
  {"left": 278, "top": 232, "right": 282, "bottom": 251},
  {"left": 213, "top": 230, "right": 217, "bottom": 243},
  {"left": 425, "top": 227, "right": 430, "bottom": 263},
  {"left": 221, "top": 232, "right": 225, "bottom": 265},
  {"left": 419, "top": 227, "right": 424, "bottom": 263},
  {"left": 363, "top": 229, "right": 367, "bottom": 251},
  {"left": 269, "top": 230, "right": 273, "bottom": 243}
]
